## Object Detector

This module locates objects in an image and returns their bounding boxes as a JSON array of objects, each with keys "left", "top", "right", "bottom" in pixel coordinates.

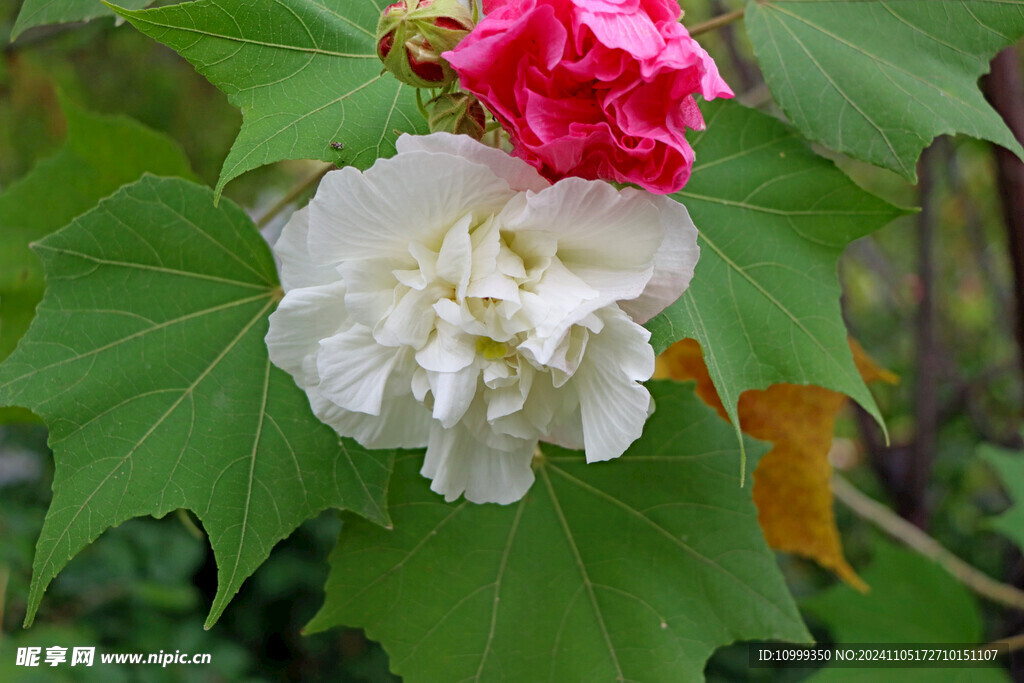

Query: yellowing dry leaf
[{"left": 655, "top": 339, "right": 894, "bottom": 591}]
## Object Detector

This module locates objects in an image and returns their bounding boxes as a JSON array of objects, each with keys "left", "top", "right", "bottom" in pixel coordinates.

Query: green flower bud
[
  {"left": 377, "top": 0, "right": 474, "bottom": 88},
  {"left": 427, "top": 92, "right": 487, "bottom": 140}
]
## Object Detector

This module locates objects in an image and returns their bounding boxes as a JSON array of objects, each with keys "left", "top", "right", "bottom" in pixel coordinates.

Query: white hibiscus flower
[{"left": 266, "top": 133, "right": 699, "bottom": 504}]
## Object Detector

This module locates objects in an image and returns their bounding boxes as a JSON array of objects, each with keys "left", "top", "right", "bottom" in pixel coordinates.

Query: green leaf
[
  {"left": 746, "top": 0, "right": 1024, "bottom": 180},
  {"left": 0, "top": 95, "right": 194, "bottom": 423},
  {"left": 10, "top": 0, "right": 152, "bottom": 40},
  {"left": 307, "top": 380, "right": 811, "bottom": 682},
  {"left": 111, "top": 0, "right": 429, "bottom": 198},
  {"left": 0, "top": 176, "right": 394, "bottom": 628},
  {"left": 802, "top": 542, "right": 1007, "bottom": 682},
  {"left": 980, "top": 441, "right": 1024, "bottom": 553},
  {"left": 646, "top": 101, "right": 907, "bottom": 453}
]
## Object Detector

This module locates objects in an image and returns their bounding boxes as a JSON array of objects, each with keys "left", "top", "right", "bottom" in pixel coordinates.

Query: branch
[
  {"left": 176, "top": 508, "right": 206, "bottom": 541},
  {"left": 983, "top": 47, "right": 1024, "bottom": 392},
  {"left": 992, "top": 632, "right": 1024, "bottom": 654},
  {"left": 688, "top": 8, "right": 745, "bottom": 37},
  {"left": 710, "top": 0, "right": 760, "bottom": 92},
  {"left": 832, "top": 473, "right": 1024, "bottom": 612},
  {"left": 907, "top": 142, "right": 942, "bottom": 529},
  {"left": 0, "top": 564, "right": 8, "bottom": 639},
  {"left": 944, "top": 145, "right": 1014, "bottom": 325},
  {"left": 256, "top": 163, "right": 333, "bottom": 229}
]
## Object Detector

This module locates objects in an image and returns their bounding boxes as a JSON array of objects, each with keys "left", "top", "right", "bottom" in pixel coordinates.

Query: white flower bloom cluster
[{"left": 266, "top": 133, "right": 699, "bottom": 504}]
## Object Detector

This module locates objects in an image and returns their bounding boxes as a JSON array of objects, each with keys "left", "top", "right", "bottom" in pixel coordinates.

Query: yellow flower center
[{"left": 475, "top": 336, "right": 508, "bottom": 360}]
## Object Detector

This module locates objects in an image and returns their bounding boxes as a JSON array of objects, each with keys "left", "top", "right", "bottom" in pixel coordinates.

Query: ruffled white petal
[
  {"left": 422, "top": 420, "right": 536, "bottom": 504},
  {"left": 265, "top": 281, "right": 349, "bottom": 385},
  {"left": 338, "top": 258, "right": 404, "bottom": 330},
  {"left": 541, "top": 406, "right": 585, "bottom": 451},
  {"left": 316, "top": 327, "right": 412, "bottom": 415},
  {"left": 499, "top": 179, "right": 665, "bottom": 302},
  {"left": 620, "top": 197, "right": 700, "bottom": 323},
  {"left": 428, "top": 364, "right": 479, "bottom": 428},
  {"left": 515, "top": 260, "right": 599, "bottom": 366},
  {"left": 306, "top": 154, "right": 514, "bottom": 264},
  {"left": 308, "top": 383, "right": 432, "bottom": 449},
  {"left": 396, "top": 132, "right": 550, "bottom": 193},
  {"left": 435, "top": 213, "right": 474, "bottom": 299},
  {"left": 415, "top": 320, "right": 476, "bottom": 373},
  {"left": 570, "top": 306, "right": 655, "bottom": 463},
  {"left": 374, "top": 284, "right": 446, "bottom": 349},
  {"left": 273, "top": 207, "right": 341, "bottom": 290}
]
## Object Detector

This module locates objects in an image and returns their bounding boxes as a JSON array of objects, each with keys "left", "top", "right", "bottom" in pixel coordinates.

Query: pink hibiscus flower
[{"left": 444, "top": 0, "right": 733, "bottom": 194}]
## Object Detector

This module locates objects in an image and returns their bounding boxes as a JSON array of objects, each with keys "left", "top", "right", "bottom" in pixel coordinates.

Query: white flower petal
[
  {"left": 374, "top": 284, "right": 445, "bottom": 349},
  {"left": 415, "top": 320, "right": 476, "bottom": 373},
  {"left": 338, "top": 258, "right": 404, "bottom": 329},
  {"left": 432, "top": 297, "right": 465, "bottom": 328},
  {"left": 316, "top": 327, "right": 411, "bottom": 415},
  {"left": 488, "top": 412, "right": 538, "bottom": 440},
  {"left": 422, "top": 421, "right": 536, "bottom": 504},
  {"left": 541, "top": 406, "right": 585, "bottom": 451},
  {"left": 489, "top": 367, "right": 568, "bottom": 440},
  {"left": 620, "top": 198, "right": 700, "bottom": 323},
  {"left": 466, "top": 270, "right": 520, "bottom": 302},
  {"left": 499, "top": 179, "right": 664, "bottom": 302},
  {"left": 308, "top": 383, "right": 431, "bottom": 449},
  {"left": 466, "top": 217, "right": 520, "bottom": 301},
  {"left": 471, "top": 414, "right": 534, "bottom": 453},
  {"left": 397, "top": 132, "right": 550, "bottom": 193},
  {"left": 570, "top": 306, "right": 655, "bottom": 463},
  {"left": 411, "top": 367, "right": 430, "bottom": 402},
  {"left": 469, "top": 214, "right": 500, "bottom": 269},
  {"left": 429, "top": 364, "right": 479, "bottom": 428},
  {"left": 408, "top": 241, "right": 438, "bottom": 283},
  {"left": 541, "top": 322, "right": 590, "bottom": 379},
  {"left": 273, "top": 207, "right": 341, "bottom": 290},
  {"left": 486, "top": 384, "right": 526, "bottom": 421},
  {"left": 266, "top": 281, "right": 349, "bottom": 385},
  {"left": 483, "top": 361, "right": 513, "bottom": 387},
  {"left": 519, "top": 369, "right": 572, "bottom": 434},
  {"left": 306, "top": 154, "right": 514, "bottom": 264},
  {"left": 435, "top": 213, "right": 474, "bottom": 299},
  {"left": 506, "top": 230, "right": 557, "bottom": 282},
  {"left": 516, "top": 260, "right": 599, "bottom": 365}
]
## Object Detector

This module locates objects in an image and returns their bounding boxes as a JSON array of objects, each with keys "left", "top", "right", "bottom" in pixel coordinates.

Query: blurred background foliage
[{"left": 1, "top": 0, "right": 1023, "bottom": 679}]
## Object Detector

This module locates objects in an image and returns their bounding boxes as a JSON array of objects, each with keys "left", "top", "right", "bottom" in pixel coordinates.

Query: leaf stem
[
  {"left": 992, "top": 632, "right": 1024, "bottom": 653},
  {"left": 176, "top": 508, "right": 206, "bottom": 541},
  {"left": 256, "top": 164, "right": 333, "bottom": 229},
  {"left": 832, "top": 474, "right": 1024, "bottom": 612},
  {"left": 688, "top": 8, "right": 746, "bottom": 37},
  {"left": 0, "top": 564, "right": 8, "bottom": 645}
]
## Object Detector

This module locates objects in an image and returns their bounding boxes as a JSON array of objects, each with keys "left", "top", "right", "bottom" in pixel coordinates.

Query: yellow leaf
[{"left": 655, "top": 339, "right": 894, "bottom": 591}]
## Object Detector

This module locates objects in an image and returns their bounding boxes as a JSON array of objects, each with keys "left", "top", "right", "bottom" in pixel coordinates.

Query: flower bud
[
  {"left": 376, "top": 0, "right": 474, "bottom": 88},
  {"left": 427, "top": 92, "right": 487, "bottom": 140}
]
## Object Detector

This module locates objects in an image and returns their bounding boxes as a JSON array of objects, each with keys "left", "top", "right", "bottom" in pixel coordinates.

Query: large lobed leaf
[
  {"left": 0, "top": 176, "right": 394, "bottom": 627},
  {"left": 746, "top": 0, "right": 1024, "bottom": 180},
  {"left": 10, "top": 0, "right": 152, "bottom": 40},
  {"left": 647, "top": 101, "right": 907, "bottom": 461},
  {"left": 307, "top": 380, "right": 811, "bottom": 682},
  {"left": 112, "top": 0, "right": 430, "bottom": 198},
  {"left": 0, "top": 96, "right": 194, "bottom": 426}
]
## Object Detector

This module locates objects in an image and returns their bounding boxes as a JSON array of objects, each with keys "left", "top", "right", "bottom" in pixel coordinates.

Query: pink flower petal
[{"left": 447, "top": 0, "right": 732, "bottom": 193}]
